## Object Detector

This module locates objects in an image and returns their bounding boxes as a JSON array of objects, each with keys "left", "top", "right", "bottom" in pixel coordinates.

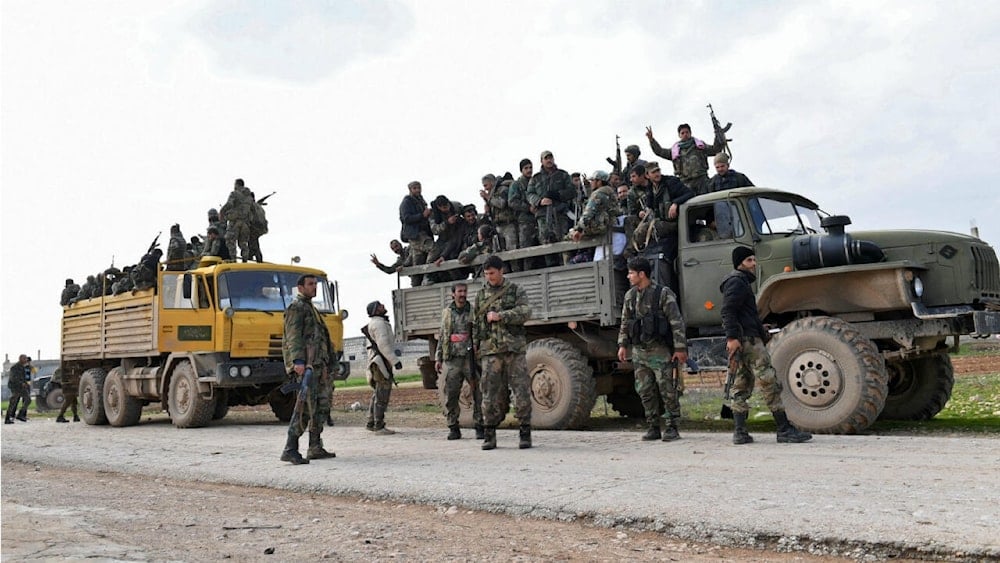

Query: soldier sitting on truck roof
[
  {"left": 425, "top": 195, "right": 465, "bottom": 285},
  {"left": 60, "top": 278, "right": 80, "bottom": 306},
  {"left": 133, "top": 248, "right": 163, "bottom": 291},
  {"left": 112, "top": 266, "right": 135, "bottom": 294},
  {"left": 72, "top": 275, "right": 97, "bottom": 303},
  {"left": 200, "top": 226, "right": 230, "bottom": 261}
]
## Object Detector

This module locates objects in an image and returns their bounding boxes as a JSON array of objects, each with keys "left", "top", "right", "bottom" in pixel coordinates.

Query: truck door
[
  {"left": 159, "top": 272, "right": 217, "bottom": 352},
  {"left": 679, "top": 201, "right": 745, "bottom": 326}
]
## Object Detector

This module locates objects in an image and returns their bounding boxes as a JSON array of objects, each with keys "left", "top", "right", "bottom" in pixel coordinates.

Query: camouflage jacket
[
  {"left": 649, "top": 137, "right": 722, "bottom": 182},
  {"left": 617, "top": 282, "right": 687, "bottom": 351},
  {"left": 485, "top": 180, "right": 516, "bottom": 225},
  {"left": 221, "top": 186, "right": 254, "bottom": 223},
  {"left": 282, "top": 293, "right": 334, "bottom": 373},
  {"left": 60, "top": 283, "right": 81, "bottom": 306},
  {"left": 78, "top": 277, "right": 97, "bottom": 300},
  {"left": 458, "top": 239, "right": 495, "bottom": 264},
  {"left": 626, "top": 182, "right": 652, "bottom": 217},
  {"left": 436, "top": 301, "right": 472, "bottom": 361},
  {"left": 527, "top": 167, "right": 575, "bottom": 217},
  {"left": 709, "top": 170, "right": 754, "bottom": 193},
  {"left": 375, "top": 247, "right": 412, "bottom": 274},
  {"left": 473, "top": 279, "right": 532, "bottom": 355},
  {"left": 166, "top": 231, "right": 187, "bottom": 271},
  {"left": 573, "top": 186, "right": 619, "bottom": 237},
  {"left": 507, "top": 175, "right": 535, "bottom": 224}
]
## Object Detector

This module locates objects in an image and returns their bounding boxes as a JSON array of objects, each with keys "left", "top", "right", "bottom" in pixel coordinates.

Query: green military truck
[{"left": 394, "top": 188, "right": 1000, "bottom": 433}]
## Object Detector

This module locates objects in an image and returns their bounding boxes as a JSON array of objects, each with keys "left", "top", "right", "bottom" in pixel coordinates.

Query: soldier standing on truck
[
  {"left": 507, "top": 158, "right": 538, "bottom": 271},
  {"left": 166, "top": 224, "right": 187, "bottom": 271},
  {"left": 435, "top": 282, "right": 485, "bottom": 441},
  {"left": 617, "top": 257, "right": 689, "bottom": 441},
  {"left": 721, "top": 247, "right": 812, "bottom": 445},
  {"left": 473, "top": 255, "right": 533, "bottom": 450},
  {"left": 221, "top": 178, "right": 254, "bottom": 262},
  {"left": 364, "top": 300, "right": 400, "bottom": 435},
  {"left": 708, "top": 153, "right": 754, "bottom": 193},
  {"left": 399, "top": 181, "right": 434, "bottom": 286},
  {"left": 53, "top": 367, "right": 80, "bottom": 423},
  {"left": 646, "top": 124, "right": 723, "bottom": 196},
  {"left": 280, "top": 274, "right": 337, "bottom": 465}
]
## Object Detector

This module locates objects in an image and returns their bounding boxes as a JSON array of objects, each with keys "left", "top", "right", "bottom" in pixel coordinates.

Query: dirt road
[{"left": 3, "top": 416, "right": 998, "bottom": 561}]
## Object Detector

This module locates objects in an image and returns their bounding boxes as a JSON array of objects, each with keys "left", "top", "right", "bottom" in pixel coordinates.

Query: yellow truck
[{"left": 61, "top": 259, "right": 349, "bottom": 428}]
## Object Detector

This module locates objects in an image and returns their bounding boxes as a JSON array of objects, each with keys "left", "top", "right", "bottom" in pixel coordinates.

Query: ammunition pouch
[{"left": 627, "top": 311, "right": 674, "bottom": 348}]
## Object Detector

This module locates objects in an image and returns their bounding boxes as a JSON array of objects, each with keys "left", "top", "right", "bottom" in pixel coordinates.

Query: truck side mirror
[{"left": 182, "top": 274, "right": 192, "bottom": 299}]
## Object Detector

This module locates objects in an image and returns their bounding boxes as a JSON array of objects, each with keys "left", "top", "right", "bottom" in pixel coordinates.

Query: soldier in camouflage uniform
[
  {"left": 617, "top": 257, "right": 688, "bottom": 441},
  {"left": 54, "top": 367, "right": 80, "bottom": 423},
  {"left": 399, "top": 181, "right": 435, "bottom": 286},
  {"left": 5, "top": 355, "right": 32, "bottom": 423},
  {"left": 74, "top": 275, "right": 97, "bottom": 303},
  {"left": 621, "top": 145, "right": 647, "bottom": 187},
  {"left": 166, "top": 224, "right": 187, "bottom": 271},
  {"left": 112, "top": 266, "right": 135, "bottom": 295},
  {"left": 527, "top": 151, "right": 575, "bottom": 264},
  {"left": 220, "top": 178, "right": 254, "bottom": 262},
  {"left": 60, "top": 278, "right": 80, "bottom": 306},
  {"left": 280, "top": 274, "right": 337, "bottom": 464},
  {"left": 200, "top": 227, "right": 229, "bottom": 260},
  {"left": 722, "top": 247, "right": 812, "bottom": 445},
  {"left": 364, "top": 300, "right": 400, "bottom": 435},
  {"left": 507, "top": 158, "right": 538, "bottom": 271},
  {"left": 246, "top": 191, "right": 268, "bottom": 263},
  {"left": 646, "top": 124, "right": 724, "bottom": 196},
  {"left": 708, "top": 153, "right": 754, "bottom": 193},
  {"left": 568, "top": 172, "right": 619, "bottom": 242},
  {"left": 371, "top": 239, "right": 415, "bottom": 281},
  {"left": 207, "top": 207, "right": 226, "bottom": 243},
  {"left": 435, "top": 282, "right": 484, "bottom": 440},
  {"left": 473, "top": 255, "right": 533, "bottom": 450},
  {"left": 481, "top": 174, "right": 519, "bottom": 266}
]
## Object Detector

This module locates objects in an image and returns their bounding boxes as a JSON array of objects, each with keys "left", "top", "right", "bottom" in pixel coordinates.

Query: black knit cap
[
  {"left": 366, "top": 301, "right": 383, "bottom": 316},
  {"left": 732, "top": 246, "right": 754, "bottom": 268}
]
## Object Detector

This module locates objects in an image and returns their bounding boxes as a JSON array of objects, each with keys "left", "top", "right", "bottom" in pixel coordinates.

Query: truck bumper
[
  {"left": 973, "top": 310, "right": 1000, "bottom": 336},
  {"left": 209, "top": 360, "right": 286, "bottom": 388}
]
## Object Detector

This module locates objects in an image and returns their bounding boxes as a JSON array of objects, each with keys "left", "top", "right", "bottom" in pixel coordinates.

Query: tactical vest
[{"left": 627, "top": 284, "right": 674, "bottom": 348}]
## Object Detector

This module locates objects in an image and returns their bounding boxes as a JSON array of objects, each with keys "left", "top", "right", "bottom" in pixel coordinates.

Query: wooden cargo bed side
[{"left": 61, "top": 291, "right": 159, "bottom": 360}]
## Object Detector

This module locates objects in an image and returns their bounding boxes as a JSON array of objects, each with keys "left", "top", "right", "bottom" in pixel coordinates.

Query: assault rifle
[
  {"left": 605, "top": 134, "right": 622, "bottom": 177},
  {"left": 278, "top": 366, "right": 313, "bottom": 429},
  {"left": 720, "top": 347, "right": 741, "bottom": 419},
  {"left": 361, "top": 325, "right": 399, "bottom": 387},
  {"left": 257, "top": 191, "right": 277, "bottom": 205},
  {"left": 147, "top": 232, "right": 161, "bottom": 254},
  {"left": 466, "top": 321, "right": 479, "bottom": 380},
  {"left": 706, "top": 103, "right": 733, "bottom": 162}
]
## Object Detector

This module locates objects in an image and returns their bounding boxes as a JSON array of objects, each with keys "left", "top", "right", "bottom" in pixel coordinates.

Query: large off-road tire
[
  {"left": 525, "top": 338, "right": 596, "bottom": 429},
  {"left": 167, "top": 360, "right": 214, "bottom": 428},
  {"left": 880, "top": 353, "right": 954, "bottom": 420},
  {"left": 79, "top": 368, "right": 108, "bottom": 426},
  {"left": 437, "top": 367, "right": 479, "bottom": 427},
  {"left": 606, "top": 388, "right": 645, "bottom": 418},
  {"left": 104, "top": 367, "right": 143, "bottom": 427},
  {"left": 769, "top": 316, "right": 888, "bottom": 434},
  {"left": 212, "top": 389, "right": 230, "bottom": 421},
  {"left": 45, "top": 388, "right": 66, "bottom": 413},
  {"left": 269, "top": 392, "right": 295, "bottom": 423}
]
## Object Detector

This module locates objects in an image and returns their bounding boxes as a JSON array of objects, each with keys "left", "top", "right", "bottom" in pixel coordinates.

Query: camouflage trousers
[
  {"left": 225, "top": 220, "right": 250, "bottom": 261},
  {"left": 515, "top": 219, "right": 538, "bottom": 270},
  {"left": 247, "top": 235, "right": 262, "bottom": 263},
  {"left": 632, "top": 345, "right": 681, "bottom": 425},
  {"left": 407, "top": 234, "right": 434, "bottom": 286},
  {"left": 480, "top": 352, "right": 531, "bottom": 427},
  {"left": 729, "top": 337, "right": 784, "bottom": 415},
  {"left": 443, "top": 357, "right": 483, "bottom": 427},
  {"left": 681, "top": 174, "right": 712, "bottom": 197},
  {"left": 286, "top": 367, "right": 331, "bottom": 440},
  {"left": 367, "top": 365, "right": 393, "bottom": 425}
]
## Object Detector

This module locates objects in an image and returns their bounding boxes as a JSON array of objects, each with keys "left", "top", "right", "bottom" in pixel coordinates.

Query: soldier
[
  {"left": 364, "top": 300, "right": 400, "bottom": 435},
  {"left": 399, "top": 181, "right": 434, "bottom": 286},
  {"left": 507, "top": 158, "right": 538, "bottom": 270},
  {"left": 246, "top": 190, "right": 268, "bottom": 263},
  {"left": 632, "top": 162, "right": 695, "bottom": 267},
  {"left": 482, "top": 173, "right": 518, "bottom": 267},
  {"left": 458, "top": 204, "right": 482, "bottom": 253},
  {"left": 190, "top": 235, "right": 204, "bottom": 257},
  {"left": 527, "top": 150, "right": 575, "bottom": 251},
  {"left": 60, "top": 278, "right": 80, "bottom": 306},
  {"left": 53, "top": 367, "right": 80, "bottom": 423},
  {"left": 646, "top": 124, "right": 724, "bottom": 196},
  {"left": 473, "top": 255, "right": 533, "bottom": 450},
  {"left": 568, "top": 172, "right": 619, "bottom": 242},
  {"left": 609, "top": 171, "right": 624, "bottom": 189},
  {"left": 4, "top": 355, "right": 32, "bottom": 423},
  {"left": 616, "top": 183, "right": 629, "bottom": 206},
  {"left": 132, "top": 248, "right": 162, "bottom": 290},
  {"left": 435, "top": 282, "right": 485, "bottom": 440},
  {"left": 207, "top": 208, "right": 226, "bottom": 242},
  {"left": 458, "top": 223, "right": 498, "bottom": 268},
  {"left": 221, "top": 178, "right": 254, "bottom": 261},
  {"left": 200, "top": 227, "right": 229, "bottom": 260},
  {"left": 73, "top": 275, "right": 97, "bottom": 303},
  {"left": 617, "top": 257, "right": 688, "bottom": 441},
  {"left": 280, "top": 274, "right": 337, "bottom": 464},
  {"left": 166, "top": 224, "right": 187, "bottom": 271},
  {"left": 112, "top": 266, "right": 135, "bottom": 295},
  {"left": 371, "top": 239, "right": 415, "bottom": 284},
  {"left": 722, "top": 247, "right": 812, "bottom": 445},
  {"left": 622, "top": 145, "right": 647, "bottom": 187},
  {"left": 708, "top": 153, "right": 754, "bottom": 192}
]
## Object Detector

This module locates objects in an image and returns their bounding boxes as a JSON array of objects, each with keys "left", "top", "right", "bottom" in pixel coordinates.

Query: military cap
[
  {"left": 644, "top": 161, "right": 661, "bottom": 173},
  {"left": 366, "top": 300, "right": 383, "bottom": 316},
  {"left": 65, "top": 278, "right": 74, "bottom": 286},
  {"left": 592, "top": 170, "right": 610, "bottom": 182},
  {"left": 732, "top": 246, "right": 754, "bottom": 268},
  {"left": 714, "top": 153, "right": 730, "bottom": 164},
  {"left": 540, "top": 150, "right": 553, "bottom": 160},
  {"left": 624, "top": 144, "right": 640, "bottom": 156},
  {"left": 519, "top": 158, "right": 532, "bottom": 169}
]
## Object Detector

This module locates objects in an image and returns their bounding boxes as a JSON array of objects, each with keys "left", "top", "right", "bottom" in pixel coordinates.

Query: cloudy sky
[{"left": 2, "top": 0, "right": 999, "bottom": 361}]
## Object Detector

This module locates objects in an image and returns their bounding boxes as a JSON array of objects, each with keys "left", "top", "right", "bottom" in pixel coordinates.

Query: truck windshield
[
  {"left": 218, "top": 271, "right": 334, "bottom": 313},
  {"left": 748, "top": 197, "right": 823, "bottom": 236}
]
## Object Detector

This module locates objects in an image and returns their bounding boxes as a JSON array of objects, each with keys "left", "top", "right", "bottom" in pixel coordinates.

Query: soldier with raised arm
[{"left": 646, "top": 124, "right": 724, "bottom": 196}]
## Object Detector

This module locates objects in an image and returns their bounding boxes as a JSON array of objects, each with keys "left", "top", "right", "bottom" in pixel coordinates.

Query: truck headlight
[
  {"left": 913, "top": 276, "right": 924, "bottom": 298},
  {"left": 228, "top": 366, "right": 239, "bottom": 378},
  {"left": 240, "top": 366, "right": 252, "bottom": 377}
]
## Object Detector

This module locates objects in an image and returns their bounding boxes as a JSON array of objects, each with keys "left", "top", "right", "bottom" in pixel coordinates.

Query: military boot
[
  {"left": 365, "top": 419, "right": 375, "bottom": 431},
  {"left": 662, "top": 417, "right": 681, "bottom": 442},
  {"left": 732, "top": 412, "right": 753, "bottom": 445},
  {"left": 447, "top": 425, "right": 461, "bottom": 440},
  {"left": 474, "top": 423, "right": 485, "bottom": 440},
  {"left": 373, "top": 421, "right": 396, "bottom": 435},
  {"left": 73, "top": 414, "right": 80, "bottom": 422},
  {"left": 15, "top": 412, "right": 28, "bottom": 422},
  {"left": 641, "top": 422, "right": 661, "bottom": 441},
  {"left": 280, "top": 436, "right": 309, "bottom": 465},
  {"left": 325, "top": 414, "right": 335, "bottom": 427},
  {"left": 481, "top": 426, "right": 497, "bottom": 450},
  {"left": 307, "top": 431, "right": 335, "bottom": 460},
  {"left": 773, "top": 411, "right": 812, "bottom": 443},
  {"left": 3, "top": 418, "right": 12, "bottom": 425},
  {"left": 518, "top": 424, "right": 532, "bottom": 449},
  {"left": 56, "top": 416, "right": 69, "bottom": 423}
]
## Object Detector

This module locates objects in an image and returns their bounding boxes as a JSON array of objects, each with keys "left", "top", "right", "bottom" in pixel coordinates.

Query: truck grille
[
  {"left": 268, "top": 333, "right": 283, "bottom": 358},
  {"left": 972, "top": 245, "right": 1000, "bottom": 296}
]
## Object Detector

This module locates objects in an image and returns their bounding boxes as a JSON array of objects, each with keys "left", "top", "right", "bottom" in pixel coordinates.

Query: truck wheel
[
  {"left": 104, "top": 367, "right": 143, "bottom": 427},
  {"left": 526, "top": 338, "right": 596, "bottom": 429},
  {"left": 880, "top": 353, "right": 954, "bottom": 420},
  {"left": 212, "top": 389, "right": 230, "bottom": 421},
  {"left": 79, "top": 368, "right": 108, "bottom": 425},
  {"left": 168, "top": 360, "right": 214, "bottom": 428},
  {"left": 436, "top": 368, "right": 479, "bottom": 427},
  {"left": 45, "top": 388, "right": 66, "bottom": 413},
  {"left": 770, "top": 316, "right": 888, "bottom": 434},
  {"left": 269, "top": 392, "right": 295, "bottom": 422},
  {"left": 606, "top": 389, "right": 645, "bottom": 418}
]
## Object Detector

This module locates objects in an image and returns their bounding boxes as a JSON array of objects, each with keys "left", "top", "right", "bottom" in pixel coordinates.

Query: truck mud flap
[{"left": 973, "top": 310, "right": 1000, "bottom": 336}]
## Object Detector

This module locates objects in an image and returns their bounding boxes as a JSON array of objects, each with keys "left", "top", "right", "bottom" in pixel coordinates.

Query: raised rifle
[
  {"left": 361, "top": 324, "right": 398, "bottom": 387},
  {"left": 257, "top": 191, "right": 277, "bottom": 205},
  {"left": 605, "top": 134, "right": 622, "bottom": 177},
  {"left": 706, "top": 103, "right": 733, "bottom": 162},
  {"left": 720, "top": 348, "right": 742, "bottom": 419},
  {"left": 147, "top": 231, "right": 161, "bottom": 254}
]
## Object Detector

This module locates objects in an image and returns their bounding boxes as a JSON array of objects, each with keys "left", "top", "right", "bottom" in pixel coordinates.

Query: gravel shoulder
[{"left": 2, "top": 416, "right": 998, "bottom": 561}]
